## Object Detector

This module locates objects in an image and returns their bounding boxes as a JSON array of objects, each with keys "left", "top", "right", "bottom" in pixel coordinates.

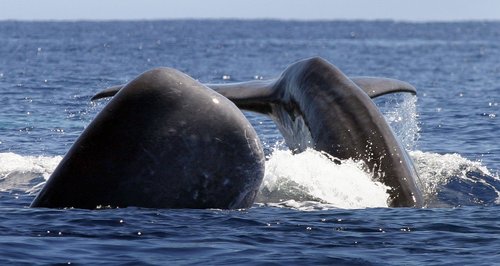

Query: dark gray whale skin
[
  {"left": 91, "top": 57, "right": 423, "bottom": 208},
  {"left": 31, "top": 68, "right": 265, "bottom": 209}
]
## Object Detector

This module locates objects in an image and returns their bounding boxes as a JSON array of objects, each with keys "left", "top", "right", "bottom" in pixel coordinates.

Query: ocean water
[{"left": 0, "top": 20, "right": 499, "bottom": 265}]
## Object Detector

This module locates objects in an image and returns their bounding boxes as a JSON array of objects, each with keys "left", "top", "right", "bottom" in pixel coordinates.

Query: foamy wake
[
  {"left": 256, "top": 149, "right": 390, "bottom": 210},
  {"left": 0, "top": 150, "right": 497, "bottom": 209},
  {"left": 257, "top": 148, "right": 498, "bottom": 210},
  {"left": 0, "top": 152, "right": 61, "bottom": 194},
  {"left": 410, "top": 151, "right": 499, "bottom": 205}
]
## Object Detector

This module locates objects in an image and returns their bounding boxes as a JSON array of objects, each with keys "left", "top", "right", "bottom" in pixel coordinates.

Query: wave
[
  {"left": 0, "top": 152, "right": 61, "bottom": 194},
  {"left": 257, "top": 148, "right": 499, "bottom": 210},
  {"left": 0, "top": 150, "right": 497, "bottom": 209},
  {"left": 256, "top": 149, "right": 390, "bottom": 210},
  {"left": 411, "top": 151, "right": 500, "bottom": 207}
]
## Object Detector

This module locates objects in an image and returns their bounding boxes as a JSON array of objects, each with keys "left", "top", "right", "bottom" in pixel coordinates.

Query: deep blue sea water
[{"left": 0, "top": 20, "right": 499, "bottom": 265}]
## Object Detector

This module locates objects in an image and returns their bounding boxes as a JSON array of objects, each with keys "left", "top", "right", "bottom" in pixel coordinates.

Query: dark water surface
[{"left": 0, "top": 20, "right": 499, "bottom": 265}]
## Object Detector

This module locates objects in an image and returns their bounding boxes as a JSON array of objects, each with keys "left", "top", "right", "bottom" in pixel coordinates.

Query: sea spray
[
  {"left": 257, "top": 149, "right": 390, "bottom": 209},
  {"left": 0, "top": 152, "right": 61, "bottom": 193},
  {"left": 411, "top": 151, "right": 500, "bottom": 206},
  {"left": 1, "top": 149, "right": 498, "bottom": 208},
  {"left": 376, "top": 93, "right": 420, "bottom": 151}
]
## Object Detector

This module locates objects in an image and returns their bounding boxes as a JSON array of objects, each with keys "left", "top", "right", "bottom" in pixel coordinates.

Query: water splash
[
  {"left": 411, "top": 151, "right": 500, "bottom": 206},
  {"left": 0, "top": 152, "right": 61, "bottom": 194},
  {"left": 256, "top": 149, "right": 390, "bottom": 209},
  {"left": 376, "top": 93, "right": 420, "bottom": 150}
]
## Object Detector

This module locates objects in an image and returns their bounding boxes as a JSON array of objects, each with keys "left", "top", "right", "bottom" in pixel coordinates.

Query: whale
[
  {"left": 92, "top": 57, "right": 423, "bottom": 207},
  {"left": 31, "top": 67, "right": 265, "bottom": 209}
]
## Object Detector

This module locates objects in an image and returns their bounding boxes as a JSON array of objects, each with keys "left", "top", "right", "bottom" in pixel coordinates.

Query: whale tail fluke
[{"left": 351, "top": 76, "right": 416, "bottom": 98}]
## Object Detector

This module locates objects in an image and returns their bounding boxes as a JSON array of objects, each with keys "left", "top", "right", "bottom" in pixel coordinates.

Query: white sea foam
[
  {"left": 256, "top": 149, "right": 390, "bottom": 209},
  {"left": 0, "top": 152, "right": 61, "bottom": 193},
  {"left": 256, "top": 148, "right": 499, "bottom": 210},
  {"left": 410, "top": 150, "right": 499, "bottom": 204},
  {"left": 0, "top": 148, "right": 497, "bottom": 208}
]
